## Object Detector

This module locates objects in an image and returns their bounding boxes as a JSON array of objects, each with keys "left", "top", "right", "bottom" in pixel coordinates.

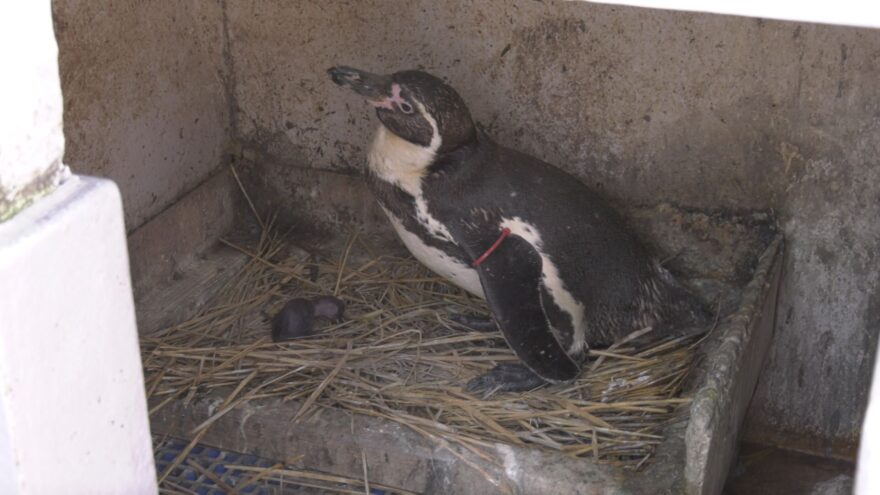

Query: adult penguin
[{"left": 328, "top": 66, "right": 708, "bottom": 393}]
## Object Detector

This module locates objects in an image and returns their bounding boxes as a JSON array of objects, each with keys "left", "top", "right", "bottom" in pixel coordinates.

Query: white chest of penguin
[{"left": 367, "top": 125, "right": 486, "bottom": 299}]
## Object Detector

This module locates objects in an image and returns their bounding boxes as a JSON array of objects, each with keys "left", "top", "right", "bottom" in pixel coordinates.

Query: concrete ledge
[
  {"left": 152, "top": 393, "right": 624, "bottom": 494},
  {"left": 685, "top": 237, "right": 784, "bottom": 494},
  {"left": 0, "top": 176, "right": 156, "bottom": 493},
  {"left": 127, "top": 168, "right": 246, "bottom": 335},
  {"left": 128, "top": 168, "right": 238, "bottom": 300}
]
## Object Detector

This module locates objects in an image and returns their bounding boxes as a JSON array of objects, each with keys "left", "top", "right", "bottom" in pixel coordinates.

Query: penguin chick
[
  {"left": 271, "top": 296, "right": 345, "bottom": 342},
  {"left": 311, "top": 295, "right": 346, "bottom": 324}
]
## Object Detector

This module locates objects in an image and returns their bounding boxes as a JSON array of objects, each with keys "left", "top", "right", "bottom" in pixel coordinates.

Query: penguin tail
[{"left": 653, "top": 261, "right": 714, "bottom": 333}]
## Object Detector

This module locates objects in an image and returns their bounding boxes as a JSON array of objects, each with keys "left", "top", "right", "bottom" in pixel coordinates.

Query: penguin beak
[{"left": 328, "top": 66, "right": 392, "bottom": 102}]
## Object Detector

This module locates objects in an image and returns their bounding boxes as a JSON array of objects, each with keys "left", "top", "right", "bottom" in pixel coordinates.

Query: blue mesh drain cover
[{"left": 153, "top": 436, "right": 389, "bottom": 494}]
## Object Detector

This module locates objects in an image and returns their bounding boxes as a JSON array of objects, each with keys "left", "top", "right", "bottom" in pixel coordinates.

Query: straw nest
[{"left": 143, "top": 219, "right": 704, "bottom": 488}]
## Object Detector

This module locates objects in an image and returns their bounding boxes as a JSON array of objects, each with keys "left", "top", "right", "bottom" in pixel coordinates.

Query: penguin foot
[
  {"left": 465, "top": 363, "right": 547, "bottom": 396},
  {"left": 449, "top": 313, "right": 497, "bottom": 332}
]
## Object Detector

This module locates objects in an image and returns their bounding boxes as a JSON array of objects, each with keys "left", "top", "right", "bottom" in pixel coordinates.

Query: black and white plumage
[{"left": 328, "top": 66, "right": 708, "bottom": 393}]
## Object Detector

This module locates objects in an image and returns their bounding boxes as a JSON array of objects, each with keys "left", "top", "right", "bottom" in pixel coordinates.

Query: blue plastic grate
[{"left": 153, "top": 436, "right": 388, "bottom": 494}]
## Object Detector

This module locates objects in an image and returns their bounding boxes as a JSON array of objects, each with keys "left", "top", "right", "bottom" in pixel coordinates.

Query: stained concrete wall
[
  {"left": 224, "top": 1, "right": 880, "bottom": 453},
  {"left": 52, "top": 0, "right": 231, "bottom": 232}
]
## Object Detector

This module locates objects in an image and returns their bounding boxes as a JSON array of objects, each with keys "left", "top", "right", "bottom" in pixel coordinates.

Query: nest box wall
[
  {"left": 53, "top": 0, "right": 880, "bottom": 455},
  {"left": 52, "top": 1, "right": 232, "bottom": 232}
]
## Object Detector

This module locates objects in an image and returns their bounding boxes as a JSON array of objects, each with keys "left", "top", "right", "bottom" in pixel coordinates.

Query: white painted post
[
  {"left": 0, "top": 2, "right": 157, "bottom": 494},
  {"left": 0, "top": 2, "right": 68, "bottom": 218},
  {"left": 856, "top": 341, "right": 880, "bottom": 494}
]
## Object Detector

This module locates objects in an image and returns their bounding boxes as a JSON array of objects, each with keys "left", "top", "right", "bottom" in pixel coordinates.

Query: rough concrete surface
[
  {"left": 127, "top": 169, "right": 238, "bottom": 299},
  {"left": 52, "top": 0, "right": 880, "bottom": 456},
  {"left": 52, "top": 0, "right": 232, "bottom": 232},
  {"left": 724, "top": 443, "right": 854, "bottom": 495},
  {"left": 151, "top": 394, "right": 625, "bottom": 495},
  {"left": 223, "top": 0, "right": 880, "bottom": 453},
  {"left": 685, "top": 238, "right": 783, "bottom": 495}
]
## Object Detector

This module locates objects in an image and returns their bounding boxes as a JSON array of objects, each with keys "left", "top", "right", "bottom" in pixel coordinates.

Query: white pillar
[
  {"left": 0, "top": 2, "right": 157, "bottom": 494},
  {"left": 856, "top": 341, "right": 880, "bottom": 494},
  {"left": 0, "top": 177, "right": 158, "bottom": 494},
  {"left": 0, "top": 2, "right": 68, "bottom": 219}
]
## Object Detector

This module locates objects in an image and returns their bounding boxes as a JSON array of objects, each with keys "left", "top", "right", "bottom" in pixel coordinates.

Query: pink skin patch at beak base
[{"left": 370, "top": 83, "right": 405, "bottom": 110}]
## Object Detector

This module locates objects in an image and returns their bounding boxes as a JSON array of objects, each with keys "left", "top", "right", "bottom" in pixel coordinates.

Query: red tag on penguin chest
[{"left": 472, "top": 228, "right": 512, "bottom": 267}]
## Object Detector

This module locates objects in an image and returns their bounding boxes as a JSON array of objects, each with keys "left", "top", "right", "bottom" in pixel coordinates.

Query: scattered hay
[{"left": 142, "top": 225, "right": 700, "bottom": 486}]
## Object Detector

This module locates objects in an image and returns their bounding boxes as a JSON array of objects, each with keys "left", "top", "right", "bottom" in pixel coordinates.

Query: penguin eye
[{"left": 398, "top": 101, "right": 414, "bottom": 114}]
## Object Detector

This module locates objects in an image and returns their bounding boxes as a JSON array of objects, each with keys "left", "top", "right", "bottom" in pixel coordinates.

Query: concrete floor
[
  {"left": 724, "top": 443, "right": 854, "bottom": 495},
  {"left": 160, "top": 437, "right": 854, "bottom": 494}
]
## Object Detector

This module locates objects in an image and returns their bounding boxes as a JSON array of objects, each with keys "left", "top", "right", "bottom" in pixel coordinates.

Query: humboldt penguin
[{"left": 328, "top": 66, "right": 708, "bottom": 393}]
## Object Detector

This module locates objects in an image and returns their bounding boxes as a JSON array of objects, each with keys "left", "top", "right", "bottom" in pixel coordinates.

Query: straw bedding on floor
[{"left": 143, "top": 220, "right": 703, "bottom": 487}]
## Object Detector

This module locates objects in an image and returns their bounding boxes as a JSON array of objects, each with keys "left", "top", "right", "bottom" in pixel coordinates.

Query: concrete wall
[
  {"left": 224, "top": 1, "right": 880, "bottom": 453},
  {"left": 52, "top": 0, "right": 231, "bottom": 232}
]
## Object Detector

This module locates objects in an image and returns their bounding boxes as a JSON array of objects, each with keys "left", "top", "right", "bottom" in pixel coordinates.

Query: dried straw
[{"left": 143, "top": 225, "right": 700, "bottom": 487}]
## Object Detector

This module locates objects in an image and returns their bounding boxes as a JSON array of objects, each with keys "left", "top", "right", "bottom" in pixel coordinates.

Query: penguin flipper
[{"left": 470, "top": 234, "right": 581, "bottom": 386}]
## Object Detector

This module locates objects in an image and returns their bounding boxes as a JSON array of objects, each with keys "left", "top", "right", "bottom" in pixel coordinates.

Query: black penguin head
[{"left": 328, "top": 66, "right": 475, "bottom": 153}]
